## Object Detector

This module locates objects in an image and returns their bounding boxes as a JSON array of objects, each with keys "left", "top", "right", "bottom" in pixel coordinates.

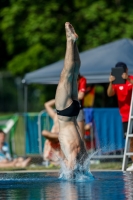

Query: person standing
[
  {"left": 77, "top": 74, "right": 87, "bottom": 138},
  {"left": 107, "top": 62, "right": 133, "bottom": 171}
]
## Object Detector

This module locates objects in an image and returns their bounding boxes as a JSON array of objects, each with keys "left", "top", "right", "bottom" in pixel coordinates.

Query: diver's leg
[
  {"left": 71, "top": 42, "right": 87, "bottom": 151},
  {"left": 55, "top": 22, "right": 78, "bottom": 110},
  {"left": 71, "top": 42, "right": 81, "bottom": 100},
  {"left": 71, "top": 43, "right": 84, "bottom": 137}
]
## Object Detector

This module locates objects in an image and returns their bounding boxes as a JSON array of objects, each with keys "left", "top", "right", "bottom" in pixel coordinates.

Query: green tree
[
  {"left": 1, "top": 0, "right": 133, "bottom": 111},
  {"left": 1, "top": 0, "right": 133, "bottom": 75}
]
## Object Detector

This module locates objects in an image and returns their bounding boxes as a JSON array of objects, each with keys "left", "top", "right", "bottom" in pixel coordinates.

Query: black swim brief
[{"left": 56, "top": 100, "right": 80, "bottom": 117}]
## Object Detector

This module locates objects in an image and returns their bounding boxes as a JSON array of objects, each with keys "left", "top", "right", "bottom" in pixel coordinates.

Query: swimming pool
[{"left": 0, "top": 171, "right": 133, "bottom": 200}]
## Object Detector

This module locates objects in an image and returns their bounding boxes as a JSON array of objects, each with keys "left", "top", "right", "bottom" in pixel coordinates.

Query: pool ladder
[{"left": 122, "top": 89, "right": 133, "bottom": 171}]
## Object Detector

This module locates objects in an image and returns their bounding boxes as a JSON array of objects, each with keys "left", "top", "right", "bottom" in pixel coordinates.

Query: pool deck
[{"left": 0, "top": 169, "right": 123, "bottom": 173}]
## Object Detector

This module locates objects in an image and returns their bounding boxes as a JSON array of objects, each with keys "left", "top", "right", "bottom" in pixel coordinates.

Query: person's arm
[
  {"left": 78, "top": 91, "right": 85, "bottom": 100},
  {"left": 107, "top": 75, "right": 115, "bottom": 97},
  {"left": 44, "top": 99, "right": 56, "bottom": 119},
  {"left": 78, "top": 76, "right": 86, "bottom": 100},
  {"left": 127, "top": 77, "right": 133, "bottom": 84},
  {"left": 84, "top": 123, "right": 92, "bottom": 131}
]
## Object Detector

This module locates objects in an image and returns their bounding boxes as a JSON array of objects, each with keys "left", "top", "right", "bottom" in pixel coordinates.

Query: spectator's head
[
  {"left": 115, "top": 62, "right": 128, "bottom": 72},
  {"left": 0, "top": 130, "right": 6, "bottom": 145}
]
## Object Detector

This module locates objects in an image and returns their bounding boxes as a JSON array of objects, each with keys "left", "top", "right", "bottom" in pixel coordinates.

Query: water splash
[{"left": 58, "top": 150, "right": 100, "bottom": 182}]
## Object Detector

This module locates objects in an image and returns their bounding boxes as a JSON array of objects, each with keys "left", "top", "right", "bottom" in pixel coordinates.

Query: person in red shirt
[
  {"left": 107, "top": 62, "right": 133, "bottom": 171},
  {"left": 77, "top": 74, "right": 87, "bottom": 138}
]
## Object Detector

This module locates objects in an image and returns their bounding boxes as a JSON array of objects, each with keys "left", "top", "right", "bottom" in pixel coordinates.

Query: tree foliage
[
  {"left": 1, "top": 0, "right": 133, "bottom": 111},
  {"left": 1, "top": 0, "right": 133, "bottom": 75}
]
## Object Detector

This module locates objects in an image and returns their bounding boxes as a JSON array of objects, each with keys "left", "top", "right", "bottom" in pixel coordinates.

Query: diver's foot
[{"left": 65, "top": 22, "right": 78, "bottom": 42}]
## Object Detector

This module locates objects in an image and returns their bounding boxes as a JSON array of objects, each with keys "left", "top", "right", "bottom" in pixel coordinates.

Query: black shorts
[
  {"left": 123, "top": 122, "right": 133, "bottom": 138},
  {"left": 56, "top": 100, "right": 80, "bottom": 117}
]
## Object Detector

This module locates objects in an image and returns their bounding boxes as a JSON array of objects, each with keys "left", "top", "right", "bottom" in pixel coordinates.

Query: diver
[{"left": 55, "top": 22, "right": 87, "bottom": 176}]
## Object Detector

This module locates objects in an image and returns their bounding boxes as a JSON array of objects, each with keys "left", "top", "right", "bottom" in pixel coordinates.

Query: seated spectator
[
  {"left": 0, "top": 130, "right": 31, "bottom": 168},
  {"left": 42, "top": 99, "right": 61, "bottom": 166}
]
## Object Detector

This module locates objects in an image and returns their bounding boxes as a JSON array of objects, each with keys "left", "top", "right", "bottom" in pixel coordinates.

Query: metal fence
[{"left": 1, "top": 108, "right": 125, "bottom": 161}]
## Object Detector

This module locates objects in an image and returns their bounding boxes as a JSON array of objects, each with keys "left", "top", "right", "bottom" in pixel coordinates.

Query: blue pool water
[{"left": 0, "top": 171, "right": 133, "bottom": 200}]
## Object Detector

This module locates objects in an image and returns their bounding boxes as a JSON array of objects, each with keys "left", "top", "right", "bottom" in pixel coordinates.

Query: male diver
[{"left": 55, "top": 22, "right": 87, "bottom": 172}]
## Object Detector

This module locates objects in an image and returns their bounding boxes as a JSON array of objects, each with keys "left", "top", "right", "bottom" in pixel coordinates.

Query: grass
[
  {"left": 90, "top": 161, "right": 122, "bottom": 170},
  {"left": 0, "top": 161, "right": 123, "bottom": 172}
]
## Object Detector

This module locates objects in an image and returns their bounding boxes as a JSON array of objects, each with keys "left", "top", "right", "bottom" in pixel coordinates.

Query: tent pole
[
  {"left": 24, "top": 84, "right": 28, "bottom": 156},
  {"left": 24, "top": 84, "right": 28, "bottom": 113}
]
